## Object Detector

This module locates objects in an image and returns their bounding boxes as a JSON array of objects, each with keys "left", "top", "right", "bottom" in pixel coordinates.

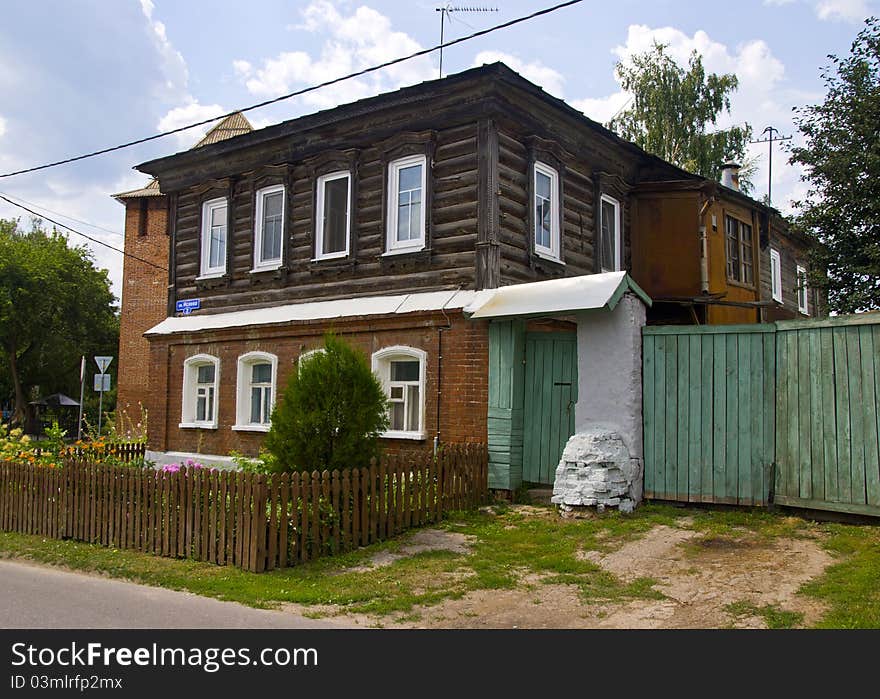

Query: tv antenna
[
  {"left": 436, "top": 5, "right": 499, "bottom": 79},
  {"left": 750, "top": 126, "right": 792, "bottom": 208}
]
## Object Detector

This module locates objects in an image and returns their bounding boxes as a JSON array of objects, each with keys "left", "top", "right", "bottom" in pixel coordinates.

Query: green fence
[{"left": 643, "top": 313, "right": 880, "bottom": 516}]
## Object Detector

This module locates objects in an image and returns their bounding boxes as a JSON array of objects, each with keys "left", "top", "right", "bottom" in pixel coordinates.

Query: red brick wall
[
  {"left": 146, "top": 310, "right": 489, "bottom": 459},
  {"left": 117, "top": 197, "right": 168, "bottom": 427}
]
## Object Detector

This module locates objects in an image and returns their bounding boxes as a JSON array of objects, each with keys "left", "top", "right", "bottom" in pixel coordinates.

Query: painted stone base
[{"left": 550, "top": 429, "right": 643, "bottom": 513}]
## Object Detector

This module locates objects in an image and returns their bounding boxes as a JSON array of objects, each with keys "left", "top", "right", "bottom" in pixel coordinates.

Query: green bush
[{"left": 263, "top": 334, "right": 389, "bottom": 473}]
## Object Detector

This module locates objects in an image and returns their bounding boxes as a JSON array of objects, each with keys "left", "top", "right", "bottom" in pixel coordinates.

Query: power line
[
  {"left": 0, "top": 190, "right": 124, "bottom": 238},
  {"left": 0, "top": 0, "right": 584, "bottom": 180},
  {"left": 0, "top": 193, "right": 167, "bottom": 271}
]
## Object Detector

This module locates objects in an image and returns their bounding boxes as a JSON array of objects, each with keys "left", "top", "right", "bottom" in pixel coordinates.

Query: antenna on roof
[
  {"left": 749, "top": 126, "right": 792, "bottom": 208},
  {"left": 436, "top": 5, "right": 499, "bottom": 79}
]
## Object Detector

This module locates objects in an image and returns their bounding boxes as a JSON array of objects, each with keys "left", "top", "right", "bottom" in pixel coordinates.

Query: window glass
[
  {"left": 741, "top": 222, "right": 753, "bottom": 284},
  {"left": 197, "top": 364, "right": 215, "bottom": 384},
  {"left": 322, "top": 177, "right": 348, "bottom": 255},
  {"left": 600, "top": 197, "right": 619, "bottom": 272},
  {"left": 261, "top": 191, "right": 283, "bottom": 262},
  {"left": 396, "top": 163, "right": 423, "bottom": 243},
  {"left": 535, "top": 170, "right": 552, "bottom": 250},
  {"left": 208, "top": 204, "right": 227, "bottom": 270},
  {"left": 391, "top": 360, "right": 419, "bottom": 382}
]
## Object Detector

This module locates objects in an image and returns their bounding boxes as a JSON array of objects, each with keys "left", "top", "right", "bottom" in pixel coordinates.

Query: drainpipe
[
  {"left": 699, "top": 196, "right": 714, "bottom": 295},
  {"left": 434, "top": 303, "right": 454, "bottom": 455}
]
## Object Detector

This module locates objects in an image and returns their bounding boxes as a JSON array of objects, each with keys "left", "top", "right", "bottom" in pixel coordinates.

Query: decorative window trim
[
  {"left": 797, "top": 264, "right": 809, "bottom": 315},
  {"left": 314, "top": 170, "right": 351, "bottom": 261},
  {"left": 599, "top": 193, "right": 622, "bottom": 272},
  {"left": 252, "top": 184, "right": 285, "bottom": 272},
  {"left": 233, "top": 352, "right": 278, "bottom": 433},
  {"left": 371, "top": 345, "right": 427, "bottom": 440},
  {"left": 533, "top": 161, "right": 561, "bottom": 262},
  {"left": 180, "top": 354, "right": 220, "bottom": 429},
  {"left": 770, "top": 248, "right": 783, "bottom": 303},
  {"left": 297, "top": 348, "right": 325, "bottom": 373},
  {"left": 384, "top": 154, "right": 428, "bottom": 256},
  {"left": 199, "top": 198, "right": 228, "bottom": 279}
]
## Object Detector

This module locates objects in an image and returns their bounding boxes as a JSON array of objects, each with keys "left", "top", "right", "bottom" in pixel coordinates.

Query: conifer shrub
[{"left": 263, "top": 334, "right": 389, "bottom": 473}]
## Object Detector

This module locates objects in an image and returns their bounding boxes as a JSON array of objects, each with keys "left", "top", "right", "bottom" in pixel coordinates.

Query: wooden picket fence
[
  {"left": 31, "top": 441, "right": 147, "bottom": 463},
  {"left": 0, "top": 444, "right": 488, "bottom": 572}
]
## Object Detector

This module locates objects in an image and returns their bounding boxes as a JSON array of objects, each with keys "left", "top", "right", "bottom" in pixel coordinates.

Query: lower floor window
[
  {"left": 234, "top": 352, "right": 278, "bottom": 431},
  {"left": 249, "top": 363, "right": 273, "bottom": 424},
  {"left": 196, "top": 365, "right": 215, "bottom": 422},
  {"left": 181, "top": 354, "right": 220, "bottom": 428},
  {"left": 372, "top": 346, "right": 426, "bottom": 439}
]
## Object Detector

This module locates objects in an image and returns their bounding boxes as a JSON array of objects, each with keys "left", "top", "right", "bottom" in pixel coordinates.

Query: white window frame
[
  {"left": 233, "top": 352, "right": 278, "bottom": 433},
  {"left": 770, "top": 248, "right": 783, "bottom": 303},
  {"left": 371, "top": 346, "right": 427, "bottom": 440},
  {"left": 599, "top": 193, "right": 622, "bottom": 272},
  {"left": 180, "top": 354, "right": 220, "bottom": 429},
  {"left": 797, "top": 264, "right": 809, "bottom": 315},
  {"left": 533, "top": 161, "right": 561, "bottom": 262},
  {"left": 314, "top": 171, "right": 351, "bottom": 261},
  {"left": 199, "top": 198, "right": 228, "bottom": 278},
  {"left": 385, "top": 154, "right": 428, "bottom": 255},
  {"left": 253, "top": 184, "right": 285, "bottom": 271},
  {"left": 297, "top": 348, "right": 325, "bottom": 373}
]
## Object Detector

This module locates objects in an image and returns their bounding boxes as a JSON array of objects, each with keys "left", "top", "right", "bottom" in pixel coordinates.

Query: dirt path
[{"left": 299, "top": 516, "right": 833, "bottom": 629}]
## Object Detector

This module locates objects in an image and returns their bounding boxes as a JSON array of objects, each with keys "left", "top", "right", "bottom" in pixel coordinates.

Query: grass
[{"left": 0, "top": 502, "right": 878, "bottom": 627}]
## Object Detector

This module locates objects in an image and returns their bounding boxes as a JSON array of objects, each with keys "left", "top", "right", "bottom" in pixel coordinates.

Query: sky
[{"left": 0, "top": 0, "right": 875, "bottom": 303}]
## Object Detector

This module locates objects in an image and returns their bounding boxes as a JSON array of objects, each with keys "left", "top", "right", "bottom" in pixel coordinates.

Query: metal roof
[{"left": 112, "top": 178, "right": 163, "bottom": 200}]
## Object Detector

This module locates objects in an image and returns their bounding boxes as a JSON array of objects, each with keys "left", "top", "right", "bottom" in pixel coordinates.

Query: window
[
  {"left": 770, "top": 248, "right": 783, "bottom": 303},
  {"left": 200, "top": 198, "right": 228, "bottom": 277},
  {"left": 599, "top": 194, "right": 621, "bottom": 272},
  {"left": 234, "top": 352, "right": 277, "bottom": 432},
  {"left": 386, "top": 155, "right": 427, "bottom": 254},
  {"left": 797, "top": 265, "right": 809, "bottom": 315},
  {"left": 725, "top": 215, "right": 754, "bottom": 285},
  {"left": 297, "top": 348, "right": 325, "bottom": 373},
  {"left": 315, "top": 171, "right": 350, "bottom": 260},
  {"left": 181, "top": 354, "right": 220, "bottom": 429},
  {"left": 533, "top": 161, "right": 560, "bottom": 260},
  {"left": 371, "top": 346, "right": 427, "bottom": 440},
  {"left": 253, "top": 185, "right": 285, "bottom": 270}
]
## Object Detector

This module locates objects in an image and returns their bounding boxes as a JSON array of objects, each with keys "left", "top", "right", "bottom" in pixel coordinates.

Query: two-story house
[{"left": 116, "top": 63, "right": 815, "bottom": 493}]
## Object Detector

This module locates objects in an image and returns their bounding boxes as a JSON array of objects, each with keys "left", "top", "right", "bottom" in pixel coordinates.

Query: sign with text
[
  {"left": 176, "top": 299, "right": 201, "bottom": 314},
  {"left": 94, "top": 373, "right": 111, "bottom": 392}
]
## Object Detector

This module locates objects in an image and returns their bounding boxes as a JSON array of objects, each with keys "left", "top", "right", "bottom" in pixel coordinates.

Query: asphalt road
[{"left": 0, "top": 559, "right": 345, "bottom": 629}]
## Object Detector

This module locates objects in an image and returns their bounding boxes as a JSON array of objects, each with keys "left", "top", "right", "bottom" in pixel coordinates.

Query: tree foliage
[
  {"left": 610, "top": 42, "right": 754, "bottom": 191},
  {"left": 0, "top": 218, "right": 118, "bottom": 426},
  {"left": 263, "top": 334, "right": 389, "bottom": 473},
  {"left": 790, "top": 17, "right": 880, "bottom": 314}
]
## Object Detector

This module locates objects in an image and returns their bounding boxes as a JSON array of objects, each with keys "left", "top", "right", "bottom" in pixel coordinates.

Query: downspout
[
  {"left": 434, "top": 303, "right": 454, "bottom": 455},
  {"left": 698, "top": 196, "right": 714, "bottom": 295}
]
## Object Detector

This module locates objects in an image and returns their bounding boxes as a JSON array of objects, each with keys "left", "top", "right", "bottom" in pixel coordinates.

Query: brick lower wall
[
  {"left": 117, "top": 197, "right": 168, "bottom": 425},
  {"left": 146, "top": 310, "right": 489, "bottom": 459}
]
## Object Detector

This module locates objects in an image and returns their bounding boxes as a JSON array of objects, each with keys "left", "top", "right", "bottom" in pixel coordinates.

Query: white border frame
[
  {"left": 199, "top": 197, "right": 228, "bottom": 278},
  {"left": 533, "top": 161, "right": 561, "bottom": 262},
  {"left": 314, "top": 171, "right": 351, "bottom": 261},
  {"left": 770, "top": 248, "right": 783, "bottom": 303},
  {"left": 385, "top": 154, "right": 428, "bottom": 255},
  {"left": 253, "top": 184, "right": 285, "bottom": 271},
  {"left": 233, "top": 351, "right": 278, "bottom": 433},
  {"left": 371, "top": 345, "right": 427, "bottom": 440},
  {"left": 180, "top": 353, "right": 220, "bottom": 429},
  {"left": 797, "top": 264, "right": 809, "bottom": 315},
  {"left": 599, "top": 193, "right": 622, "bottom": 272}
]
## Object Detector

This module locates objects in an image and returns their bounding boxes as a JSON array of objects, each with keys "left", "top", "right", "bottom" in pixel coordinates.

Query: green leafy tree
[
  {"left": 790, "top": 17, "right": 880, "bottom": 314},
  {"left": 263, "top": 334, "right": 389, "bottom": 473},
  {"left": 610, "top": 42, "right": 754, "bottom": 191},
  {"left": 0, "top": 218, "right": 119, "bottom": 426}
]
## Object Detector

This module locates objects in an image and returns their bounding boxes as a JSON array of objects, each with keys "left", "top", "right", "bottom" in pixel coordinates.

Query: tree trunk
[{"left": 8, "top": 344, "right": 27, "bottom": 427}]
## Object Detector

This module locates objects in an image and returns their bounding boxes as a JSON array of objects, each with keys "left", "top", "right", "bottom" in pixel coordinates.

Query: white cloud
[
  {"left": 139, "top": 0, "right": 188, "bottom": 101},
  {"left": 0, "top": 115, "right": 6, "bottom": 138},
  {"left": 156, "top": 99, "right": 228, "bottom": 151},
  {"left": 472, "top": 51, "right": 566, "bottom": 97},
  {"left": 570, "top": 92, "right": 631, "bottom": 125},
  {"left": 235, "top": 1, "right": 435, "bottom": 110},
  {"left": 815, "top": 0, "right": 872, "bottom": 21}
]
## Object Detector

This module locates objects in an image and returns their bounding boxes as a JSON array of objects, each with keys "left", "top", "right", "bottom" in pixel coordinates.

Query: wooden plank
[
  {"left": 687, "top": 334, "right": 702, "bottom": 503},
  {"left": 820, "top": 328, "right": 839, "bottom": 502},
  {"left": 808, "top": 329, "right": 825, "bottom": 502},
  {"left": 378, "top": 459, "right": 387, "bottom": 540},
  {"left": 267, "top": 476, "right": 278, "bottom": 569},
  {"left": 873, "top": 326, "right": 880, "bottom": 505},
  {"left": 749, "top": 334, "right": 764, "bottom": 505},
  {"left": 653, "top": 335, "right": 667, "bottom": 499},
  {"left": 321, "top": 470, "right": 331, "bottom": 555},
  {"left": 642, "top": 334, "right": 656, "bottom": 498},
  {"left": 369, "top": 460, "right": 378, "bottom": 544},
  {"left": 281, "top": 472, "right": 292, "bottom": 567},
  {"left": 676, "top": 335, "right": 690, "bottom": 501},
  {"left": 833, "top": 328, "right": 852, "bottom": 503},
  {"left": 226, "top": 471, "right": 237, "bottom": 565},
  {"left": 774, "top": 494, "right": 880, "bottom": 518},
  {"left": 330, "top": 470, "right": 341, "bottom": 554},
  {"left": 299, "top": 470, "right": 310, "bottom": 563},
  {"left": 797, "top": 330, "right": 813, "bottom": 500},
  {"left": 786, "top": 331, "right": 801, "bottom": 500},
  {"left": 644, "top": 324, "right": 777, "bottom": 335},
  {"left": 311, "top": 470, "right": 321, "bottom": 558},
  {"left": 712, "top": 334, "right": 727, "bottom": 503},
  {"left": 218, "top": 470, "right": 228, "bottom": 565},
  {"left": 193, "top": 468, "right": 203, "bottom": 562},
  {"left": 341, "top": 469, "right": 351, "bottom": 552},
  {"left": 201, "top": 468, "right": 212, "bottom": 562},
  {"left": 209, "top": 469, "right": 219, "bottom": 564},
  {"left": 737, "top": 333, "right": 751, "bottom": 505},
  {"left": 845, "top": 326, "right": 866, "bottom": 504},
  {"left": 857, "top": 326, "right": 880, "bottom": 507},
  {"left": 251, "top": 475, "right": 266, "bottom": 573},
  {"left": 722, "top": 334, "right": 738, "bottom": 504},
  {"left": 351, "top": 468, "right": 360, "bottom": 549}
]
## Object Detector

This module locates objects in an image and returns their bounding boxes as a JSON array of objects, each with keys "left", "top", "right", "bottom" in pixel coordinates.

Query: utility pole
[
  {"left": 750, "top": 126, "right": 792, "bottom": 208},
  {"left": 436, "top": 5, "right": 499, "bottom": 79},
  {"left": 76, "top": 355, "right": 85, "bottom": 440}
]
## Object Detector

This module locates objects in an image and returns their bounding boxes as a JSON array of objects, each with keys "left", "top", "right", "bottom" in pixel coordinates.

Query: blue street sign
[{"left": 175, "top": 299, "right": 201, "bottom": 314}]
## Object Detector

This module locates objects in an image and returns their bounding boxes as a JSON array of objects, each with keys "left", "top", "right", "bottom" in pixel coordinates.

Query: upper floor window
[
  {"left": 254, "top": 185, "right": 285, "bottom": 270},
  {"left": 234, "top": 352, "right": 277, "bottom": 432},
  {"left": 372, "top": 346, "right": 427, "bottom": 440},
  {"left": 315, "top": 171, "right": 350, "bottom": 260},
  {"left": 599, "top": 194, "right": 621, "bottom": 272},
  {"left": 386, "top": 154, "right": 427, "bottom": 254},
  {"left": 725, "top": 215, "right": 754, "bottom": 285},
  {"left": 533, "top": 161, "right": 560, "bottom": 260},
  {"left": 181, "top": 354, "right": 220, "bottom": 429},
  {"left": 770, "top": 248, "right": 783, "bottom": 303},
  {"left": 797, "top": 265, "right": 809, "bottom": 315},
  {"left": 200, "top": 198, "right": 228, "bottom": 277}
]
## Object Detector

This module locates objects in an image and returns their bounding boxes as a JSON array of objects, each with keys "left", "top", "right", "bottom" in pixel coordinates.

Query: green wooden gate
[{"left": 522, "top": 332, "right": 578, "bottom": 485}]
